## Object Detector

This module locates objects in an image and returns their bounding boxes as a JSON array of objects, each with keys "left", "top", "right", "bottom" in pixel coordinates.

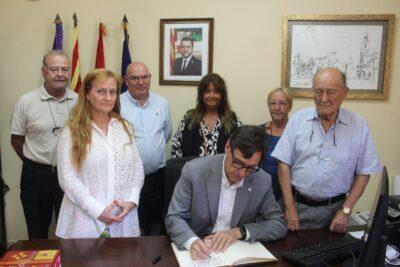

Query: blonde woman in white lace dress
[{"left": 56, "top": 69, "right": 144, "bottom": 238}]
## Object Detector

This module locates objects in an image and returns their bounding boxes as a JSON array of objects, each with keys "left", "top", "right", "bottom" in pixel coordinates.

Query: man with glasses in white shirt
[
  {"left": 166, "top": 125, "right": 286, "bottom": 260},
  {"left": 272, "top": 67, "right": 381, "bottom": 234},
  {"left": 121, "top": 61, "right": 172, "bottom": 235},
  {"left": 10, "top": 50, "right": 77, "bottom": 239}
]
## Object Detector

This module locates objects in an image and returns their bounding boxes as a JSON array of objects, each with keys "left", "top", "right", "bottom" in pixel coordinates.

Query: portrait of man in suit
[
  {"left": 166, "top": 125, "right": 287, "bottom": 260},
  {"left": 172, "top": 36, "right": 202, "bottom": 76}
]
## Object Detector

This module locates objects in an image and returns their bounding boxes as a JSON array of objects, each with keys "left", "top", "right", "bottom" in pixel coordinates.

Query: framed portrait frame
[
  {"left": 159, "top": 18, "right": 214, "bottom": 85},
  {"left": 281, "top": 14, "right": 394, "bottom": 100}
]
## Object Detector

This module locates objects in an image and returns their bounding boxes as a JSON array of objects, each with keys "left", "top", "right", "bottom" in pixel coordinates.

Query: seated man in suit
[
  {"left": 166, "top": 125, "right": 287, "bottom": 260},
  {"left": 172, "top": 36, "right": 202, "bottom": 76}
]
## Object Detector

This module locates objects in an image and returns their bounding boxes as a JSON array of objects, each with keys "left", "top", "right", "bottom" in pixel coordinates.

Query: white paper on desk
[
  {"left": 171, "top": 243, "right": 229, "bottom": 267},
  {"left": 171, "top": 241, "right": 277, "bottom": 267},
  {"left": 349, "top": 231, "right": 365, "bottom": 239},
  {"left": 224, "top": 241, "right": 277, "bottom": 265}
]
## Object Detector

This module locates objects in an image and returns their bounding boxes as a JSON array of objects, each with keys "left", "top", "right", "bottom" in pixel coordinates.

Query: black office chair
[{"left": 161, "top": 156, "right": 196, "bottom": 235}]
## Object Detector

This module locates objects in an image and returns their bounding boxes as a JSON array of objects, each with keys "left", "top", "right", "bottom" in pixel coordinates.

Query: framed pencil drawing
[
  {"left": 281, "top": 14, "right": 394, "bottom": 99},
  {"left": 159, "top": 18, "right": 214, "bottom": 86}
]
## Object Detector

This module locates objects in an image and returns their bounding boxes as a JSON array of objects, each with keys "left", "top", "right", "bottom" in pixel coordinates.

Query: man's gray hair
[{"left": 42, "top": 49, "right": 69, "bottom": 66}]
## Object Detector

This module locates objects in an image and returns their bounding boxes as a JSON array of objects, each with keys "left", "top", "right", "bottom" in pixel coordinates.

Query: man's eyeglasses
[
  {"left": 45, "top": 66, "right": 70, "bottom": 73},
  {"left": 128, "top": 75, "right": 151, "bottom": 84},
  {"left": 231, "top": 152, "right": 260, "bottom": 173}
]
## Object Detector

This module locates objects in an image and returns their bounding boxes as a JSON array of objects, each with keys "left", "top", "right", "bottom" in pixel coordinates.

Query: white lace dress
[{"left": 56, "top": 118, "right": 144, "bottom": 238}]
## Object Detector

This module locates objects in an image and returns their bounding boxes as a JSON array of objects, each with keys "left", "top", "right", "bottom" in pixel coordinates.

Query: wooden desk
[{"left": 9, "top": 228, "right": 352, "bottom": 267}]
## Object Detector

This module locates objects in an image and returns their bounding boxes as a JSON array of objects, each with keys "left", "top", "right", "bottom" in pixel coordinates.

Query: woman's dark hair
[{"left": 187, "top": 73, "right": 235, "bottom": 133}]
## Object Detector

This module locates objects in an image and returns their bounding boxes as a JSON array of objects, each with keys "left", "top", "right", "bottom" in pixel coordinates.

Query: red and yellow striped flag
[
  {"left": 170, "top": 29, "right": 175, "bottom": 75},
  {"left": 71, "top": 13, "right": 81, "bottom": 92}
]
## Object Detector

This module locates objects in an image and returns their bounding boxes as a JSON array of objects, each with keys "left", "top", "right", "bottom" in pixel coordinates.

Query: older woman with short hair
[
  {"left": 260, "top": 87, "right": 293, "bottom": 201},
  {"left": 171, "top": 73, "right": 241, "bottom": 158},
  {"left": 56, "top": 69, "right": 144, "bottom": 238}
]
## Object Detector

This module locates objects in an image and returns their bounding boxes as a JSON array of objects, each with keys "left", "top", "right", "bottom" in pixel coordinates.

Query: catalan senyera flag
[
  {"left": 71, "top": 13, "right": 81, "bottom": 93},
  {"left": 52, "top": 14, "right": 63, "bottom": 50},
  {"left": 95, "top": 22, "right": 107, "bottom": 69},
  {"left": 121, "top": 15, "right": 132, "bottom": 93},
  {"left": 170, "top": 29, "right": 175, "bottom": 75}
]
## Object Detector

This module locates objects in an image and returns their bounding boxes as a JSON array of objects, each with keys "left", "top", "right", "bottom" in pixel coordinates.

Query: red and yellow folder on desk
[{"left": 0, "top": 250, "right": 61, "bottom": 267}]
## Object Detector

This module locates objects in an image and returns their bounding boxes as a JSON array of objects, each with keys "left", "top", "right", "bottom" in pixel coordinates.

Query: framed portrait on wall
[
  {"left": 160, "top": 18, "right": 214, "bottom": 85},
  {"left": 281, "top": 14, "right": 394, "bottom": 100}
]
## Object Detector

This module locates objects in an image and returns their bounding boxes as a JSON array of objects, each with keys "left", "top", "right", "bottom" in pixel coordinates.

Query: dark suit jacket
[
  {"left": 173, "top": 56, "right": 202, "bottom": 76},
  {"left": 165, "top": 154, "right": 287, "bottom": 247}
]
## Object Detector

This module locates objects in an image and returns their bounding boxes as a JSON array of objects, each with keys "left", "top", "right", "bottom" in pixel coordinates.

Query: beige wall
[{"left": 0, "top": 0, "right": 399, "bottom": 242}]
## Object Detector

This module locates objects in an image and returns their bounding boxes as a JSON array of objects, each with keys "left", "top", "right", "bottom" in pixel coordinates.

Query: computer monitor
[{"left": 357, "top": 166, "right": 389, "bottom": 267}]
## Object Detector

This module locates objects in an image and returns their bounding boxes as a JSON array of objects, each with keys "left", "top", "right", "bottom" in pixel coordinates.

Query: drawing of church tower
[{"left": 358, "top": 32, "right": 369, "bottom": 79}]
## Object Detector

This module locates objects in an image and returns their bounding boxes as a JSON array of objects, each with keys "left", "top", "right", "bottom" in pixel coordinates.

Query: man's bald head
[
  {"left": 124, "top": 61, "right": 152, "bottom": 101},
  {"left": 126, "top": 61, "right": 150, "bottom": 75},
  {"left": 313, "top": 67, "right": 347, "bottom": 88}
]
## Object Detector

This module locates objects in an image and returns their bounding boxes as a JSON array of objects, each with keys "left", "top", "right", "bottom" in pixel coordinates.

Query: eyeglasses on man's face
[
  {"left": 231, "top": 152, "right": 260, "bottom": 173},
  {"left": 45, "top": 66, "right": 70, "bottom": 74},
  {"left": 128, "top": 75, "right": 151, "bottom": 84}
]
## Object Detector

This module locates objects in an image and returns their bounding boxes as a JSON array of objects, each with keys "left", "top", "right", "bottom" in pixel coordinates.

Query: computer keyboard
[{"left": 281, "top": 234, "right": 365, "bottom": 267}]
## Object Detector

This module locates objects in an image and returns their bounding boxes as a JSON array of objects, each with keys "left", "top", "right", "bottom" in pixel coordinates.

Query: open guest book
[{"left": 172, "top": 240, "right": 277, "bottom": 267}]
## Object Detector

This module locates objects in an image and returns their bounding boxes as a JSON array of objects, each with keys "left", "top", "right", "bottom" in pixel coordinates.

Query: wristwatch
[
  {"left": 342, "top": 206, "right": 352, "bottom": 215},
  {"left": 239, "top": 225, "right": 247, "bottom": 240}
]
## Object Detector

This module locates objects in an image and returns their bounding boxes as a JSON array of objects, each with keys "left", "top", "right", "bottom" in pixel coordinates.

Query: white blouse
[{"left": 56, "top": 118, "right": 144, "bottom": 238}]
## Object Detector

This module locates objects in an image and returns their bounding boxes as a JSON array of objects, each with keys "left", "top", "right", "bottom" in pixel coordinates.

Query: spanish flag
[{"left": 71, "top": 13, "right": 81, "bottom": 92}]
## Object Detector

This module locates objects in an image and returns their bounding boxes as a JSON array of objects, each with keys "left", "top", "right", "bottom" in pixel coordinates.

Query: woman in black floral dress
[{"left": 171, "top": 73, "right": 241, "bottom": 158}]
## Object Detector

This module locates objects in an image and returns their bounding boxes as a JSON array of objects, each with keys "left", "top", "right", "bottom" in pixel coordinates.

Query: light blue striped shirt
[
  {"left": 120, "top": 92, "right": 172, "bottom": 175},
  {"left": 271, "top": 107, "right": 381, "bottom": 199}
]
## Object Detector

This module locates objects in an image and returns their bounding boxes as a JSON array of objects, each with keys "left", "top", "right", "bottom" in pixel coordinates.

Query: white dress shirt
[
  {"left": 212, "top": 165, "right": 244, "bottom": 233},
  {"left": 184, "top": 155, "right": 249, "bottom": 250},
  {"left": 56, "top": 118, "right": 144, "bottom": 238}
]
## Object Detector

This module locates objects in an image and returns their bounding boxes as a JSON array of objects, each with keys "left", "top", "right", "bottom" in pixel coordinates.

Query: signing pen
[{"left": 152, "top": 255, "right": 162, "bottom": 265}]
